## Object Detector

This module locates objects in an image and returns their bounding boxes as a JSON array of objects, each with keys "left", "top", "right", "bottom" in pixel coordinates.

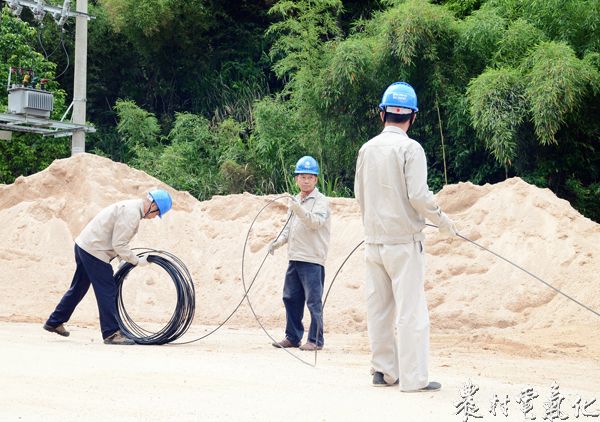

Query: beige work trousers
[{"left": 365, "top": 242, "right": 430, "bottom": 391}]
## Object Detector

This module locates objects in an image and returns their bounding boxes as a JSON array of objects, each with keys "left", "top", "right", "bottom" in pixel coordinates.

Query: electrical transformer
[{"left": 8, "top": 87, "right": 54, "bottom": 118}]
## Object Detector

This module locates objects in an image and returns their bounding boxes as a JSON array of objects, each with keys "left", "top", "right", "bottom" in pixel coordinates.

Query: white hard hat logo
[{"left": 392, "top": 93, "right": 408, "bottom": 101}]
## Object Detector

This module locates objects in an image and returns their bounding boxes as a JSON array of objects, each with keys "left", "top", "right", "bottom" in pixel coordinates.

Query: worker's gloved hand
[
  {"left": 137, "top": 256, "right": 150, "bottom": 267},
  {"left": 268, "top": 239, "right": 283, "bottom": 255},
  {"left": 438, "top": 214, "right": 457, "bottom": 237},
  {"left": 116, "top": 259, "right": 127, "bottom": 272},
  {"left": 288, "top": 196, "right": 303, "bottom": 214}
]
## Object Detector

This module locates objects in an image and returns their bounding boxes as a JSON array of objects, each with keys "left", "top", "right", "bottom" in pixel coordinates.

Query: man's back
[
  {"left": 76, "top": 199, "right": 143, "bottom": 263},
  {"left": 355, "top": 126, "right": 431, "bottom": 244}
]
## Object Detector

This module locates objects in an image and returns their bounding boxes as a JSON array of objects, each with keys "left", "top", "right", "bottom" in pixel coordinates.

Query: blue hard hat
[
  {"left": 294, "top": 156, "right": 319, "bottom": 175},
  {"left": 379, "top": 82, "right": 418, "bottom": 113},
  {"left": 148, "top": 189, "right": 172, "bottom": 218}
]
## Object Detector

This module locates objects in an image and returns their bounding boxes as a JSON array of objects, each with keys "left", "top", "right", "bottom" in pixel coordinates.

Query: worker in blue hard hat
[
  {"left": 269, "top": 156, "right": 331, "bottom": 351},
  {"left": 355, "top": 82, "right": 456, "bottom": 391},
  {"left": 43, "top": 189, "right": 173, "bottom": 345}
]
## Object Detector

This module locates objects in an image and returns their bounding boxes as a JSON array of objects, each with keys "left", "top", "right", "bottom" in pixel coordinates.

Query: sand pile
[{"left": 0, "top": 154, "right": 597, "bottom": 357}]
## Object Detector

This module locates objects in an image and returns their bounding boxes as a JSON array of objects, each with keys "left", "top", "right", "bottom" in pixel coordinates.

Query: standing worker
[
  {"left": 269, "top": 156, "right": 331, "bottom": 351},
  {"left": 43, "top": 189, "right": 173, "bottom": 345},
  {"left": 354, "top": 82, "right": 456, "bottom": 390}
]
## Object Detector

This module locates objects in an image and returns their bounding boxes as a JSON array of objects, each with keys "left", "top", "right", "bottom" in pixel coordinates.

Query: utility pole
[{"left": 71, "top": 0, "right": 87, "bottom": 155}]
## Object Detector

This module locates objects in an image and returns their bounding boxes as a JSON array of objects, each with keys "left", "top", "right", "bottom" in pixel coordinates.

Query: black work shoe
[
  {"left": 104, "top": 331, "right": 135, "bottom": 345},
  {"left": 403, "top": 381, "right": 442, "bottom": 393},
  {"left": 271, "top": 338, "right": 300, "bottom": 348},
  {"left": 43, "top": 323, "right": 70, "bottom": 337},
  {"left": 372, "top": 371, "right": 399, "bottom": 387}
]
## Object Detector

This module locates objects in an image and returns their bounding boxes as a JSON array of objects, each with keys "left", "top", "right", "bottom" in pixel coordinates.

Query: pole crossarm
[
  {"left": 2, "top": 0, "right": 94, "bottom": 19},
  {"left": 0, "top": 112, "right": 95, "bottom": 137}
]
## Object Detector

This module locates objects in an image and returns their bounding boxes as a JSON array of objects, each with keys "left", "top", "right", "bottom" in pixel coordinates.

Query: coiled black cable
[{"left": 114, "top": 249, "right": 195, "bottom": 345}]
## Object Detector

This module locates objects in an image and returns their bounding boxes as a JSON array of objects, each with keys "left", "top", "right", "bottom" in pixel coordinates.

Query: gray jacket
[
  {"left": 354, "top": 126, "right": 452, "bottom": 244},
  {"left": 274, "top": 188, "right": 331, "bottom": 266},
  {"left": 75, "top": 199, "right": 143, "bottom": 264}
]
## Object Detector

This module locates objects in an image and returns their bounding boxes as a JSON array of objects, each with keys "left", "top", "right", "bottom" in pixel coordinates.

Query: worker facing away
[
  {"left": 269, "top": 156, "right": 331, "bottom": 351},
  {"left": 43, "top": 189, "right": 173, "bottom": 345},
  {"left": 354, "top": 82, "right": 457, "bottom": 390}
]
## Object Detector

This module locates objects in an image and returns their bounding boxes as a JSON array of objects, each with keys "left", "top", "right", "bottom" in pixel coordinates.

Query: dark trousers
[
  {"left": 46, "top": 244, "right": 119, "bottom": 339},
  {"left": 283, "top": 261, "right": 325, "bottom": 347}
]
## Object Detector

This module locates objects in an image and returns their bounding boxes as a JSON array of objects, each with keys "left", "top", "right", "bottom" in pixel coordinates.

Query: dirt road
[{"left": 1, "top": 322, "right": 598, "bottom": 422}]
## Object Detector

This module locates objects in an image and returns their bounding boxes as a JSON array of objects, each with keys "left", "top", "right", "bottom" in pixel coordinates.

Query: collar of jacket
[
  {"left": 298, "top": 186, "right": 320, "bottom": 203},
  {"left": 382, "top": 125, "right": 408, "bottom": 137},
  {"left": 137, "top": 198, "right": 145, "bottom": 219}
]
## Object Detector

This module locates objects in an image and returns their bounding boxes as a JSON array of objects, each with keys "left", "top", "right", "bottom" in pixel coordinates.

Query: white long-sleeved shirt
[
  {"left": 354, "top": 125, "right": 451, "bottom": 244},
  {"left": 75, "top": 199, "right": 144, "bottom": 264},
  {"left": 275, "top": 188, "right": 331, "bottom": 266}
]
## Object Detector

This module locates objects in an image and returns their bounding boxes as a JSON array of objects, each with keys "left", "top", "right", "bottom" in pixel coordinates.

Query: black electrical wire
[
  {"left": 323, "top": 240, "right": 363, "bottom": 307},
  {"left": 329, "top": 226, "right": 599, "bottom": 320},
  {"left": 245, "top": 216, "right": 600, "bottom": 366},
  {"left": 240, "top": 195, "right": 321, "bottom": 366},
  {"left": 53, "top": 35, "right": 70, "bottom": 81},
  {"left": 114, "top": 248, "right": 195, "bottom": 345},
  {"left": 37, "top": 27, "right": 63, "bottom": 61},
  {"left": 173, "top": 195, "right": 291, "bottom": 345},
  {"left": 112, "top": 199, "right": 597, "bottom": 354},
  {"left": 425, "top": 224, "right": 599, "bottom": 318},
  {"left": 240, "top": 195, "right": 363, "bottom": 367}
]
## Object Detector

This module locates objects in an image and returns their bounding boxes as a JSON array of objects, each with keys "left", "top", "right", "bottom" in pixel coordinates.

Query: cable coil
[{"left": 114, "top": 249, "right": 196, "bottom": 345}]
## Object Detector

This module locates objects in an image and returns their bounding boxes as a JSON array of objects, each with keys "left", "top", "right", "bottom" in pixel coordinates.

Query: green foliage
[
  {"left": 251, "top": 96, "right": 302, "bottom": 193},
  {"left": 94, "top": 0, "right": 271, "bottom": 122},
  {"left": 563, "top": 179, "right": 600, "bottom": 222},
  {"left": 120, "top": 108, "right": 253, "bottom": 199},
  {"left": 440, "top": 0, "right": 483, "bottom": 18},
  {"left": 493, "top": 19, "right": 547, "bottom": 66},
  {"left": 0, "top": 8, "right": 69, "bottom": 183},
  {"left": 0, "top": 9, "right": 67, "bottom": 114},
  {"left": 114, "top": 99, "right": 161, "bottom": 153},
  {"left": 318, "top": 175, "right": 352, "bottom": 197},
  {"left": 486, "top": 0, "right": 600, "bottom": 55},
  {"left": 377, "top": 0, "right": 458, "bottom": 67},
  {"left": 1, "top": 9, "right": 54, "bottom": 93},
  {"left": 4, "top": 0, "right": 599, "bottom": 222},
  {"left": 220, "top": 160, "right": 255, "bottom": 194},
  {"left": 467, "top": 68, "right": 527, "bottom": 166},
  {"left": 267, "top": 0, "right": 343, "bottom": 80},
  {"left": 0, "top": 133, "right": 70, "bottom": 183},
  {"left": 522, "top": 41, "right": 599, "bottom": 145},
  {"left": 137, "top": 112, "right": 219, "bottom": 199},
  {"left": 455, "top": 7, "right": 506, "bottom": 74},
  {"left": 259, "top": 0, "right": 463, "bottom": 197},
  {"left": 100, "top": 0, "right": 187, "bottom": 54}
]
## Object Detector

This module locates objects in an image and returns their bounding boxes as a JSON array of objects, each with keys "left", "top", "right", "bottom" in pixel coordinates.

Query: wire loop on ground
[{"left": 114, "top": 249, "right": 196, "bottom": 345}]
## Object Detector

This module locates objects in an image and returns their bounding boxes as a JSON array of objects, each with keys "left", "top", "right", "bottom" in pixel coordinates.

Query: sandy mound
[{"left": 0, "top": 153, "right": 598, "bottom": 358}]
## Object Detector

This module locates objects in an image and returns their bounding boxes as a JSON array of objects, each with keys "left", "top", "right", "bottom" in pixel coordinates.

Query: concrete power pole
[{"left": 71, "top": 0, "right": 87, "bottom": 155}]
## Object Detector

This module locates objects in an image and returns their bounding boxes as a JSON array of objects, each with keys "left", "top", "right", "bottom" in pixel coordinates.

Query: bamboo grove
[{"left": 1, "top": 0, "right": 599, "bottom": 220}]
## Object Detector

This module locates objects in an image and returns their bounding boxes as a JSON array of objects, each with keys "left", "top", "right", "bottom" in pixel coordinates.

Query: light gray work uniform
[
  {"left": 46, "top": 199, "right": 145, "bottom": 339},
  {"left": 76, "top": 199, "right": 145, "bottom": 265},
  {"left": 274, "top": 188, "right": 331, "bottom": 265},
  {"left": 355, "top": 125, "right": 453, "bottom": 390},
  {"left": 272, "top": 188, "right": 331, "bottom": 346}
]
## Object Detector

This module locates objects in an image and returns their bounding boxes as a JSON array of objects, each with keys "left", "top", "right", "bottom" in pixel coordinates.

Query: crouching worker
[
  {"left": 269, "top": 156, "right": 331, "bottom": 351},
  {"left": 43, "top": 189, "right": 173, "bottom": 345}
]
